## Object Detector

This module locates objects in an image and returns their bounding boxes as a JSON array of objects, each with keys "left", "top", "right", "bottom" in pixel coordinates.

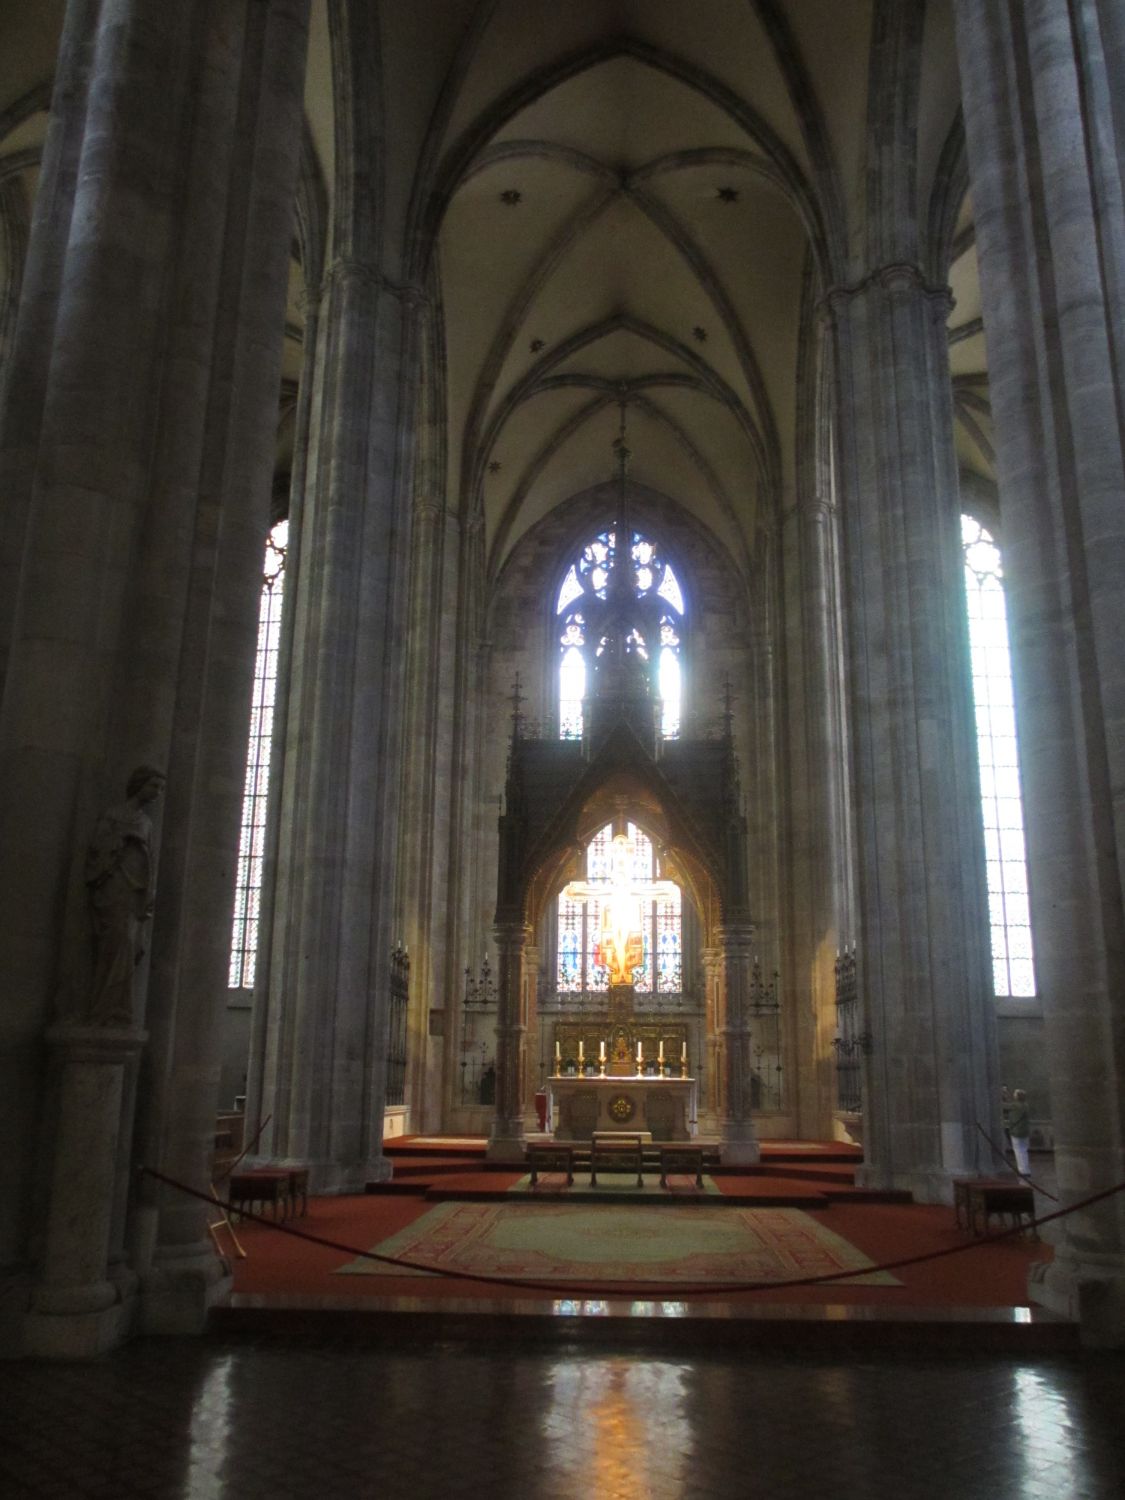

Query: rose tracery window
[{"left": 556, "top": 528, "right": 685, "bottom": 740}]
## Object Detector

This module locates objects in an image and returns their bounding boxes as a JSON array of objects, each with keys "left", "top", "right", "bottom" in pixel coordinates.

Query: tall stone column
[
  {"left": 246, "top": 262, "right": 419, "bottom": 1192},
  {"left": 828, "top": 263, "right": 998, "bottom": 1199},
  {"left": 396, "top": 476, "right": 463, "bottom": 1133},
  {"left": 719, "top": 922, "right": 760, "bottom": 1165},
  {"left": 488, "top": 919, "right": 529, "bottom": 1160},
  {"left": 700, "top": 944, "right": 724, "bottom": 1132},
  {"left": 138, "top": 0, "right": 311, "bottom": 1334},
  {"left": 0, "top": 5, "right": 96, "bottom": 702},
  {"left": 24, "top": 1026, "right": 144, "bottom": 1357},
  {"left": 781, "top": 489, "right": 847, "bottom": 1139},
  {"left": 522, "top": 940, "right": 541, "bottom": 1113},
  {"left": 0, "top": 5, "right": 307, "bottom": 1352},
  {"left": 955, "top": 0, "right": 1125, "bottom": 1341}
]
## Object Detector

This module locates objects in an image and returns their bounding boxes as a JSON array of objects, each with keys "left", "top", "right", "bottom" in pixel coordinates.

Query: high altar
[
  {"left": 546, "top": 977, "right": 698, "bottom": 1140},
  {"left": 548, "top": 1074, "right": 697, "bottom": 1140}
]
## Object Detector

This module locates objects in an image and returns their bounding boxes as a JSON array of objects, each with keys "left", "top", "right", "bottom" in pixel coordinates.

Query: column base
[
  {"left": 855, "top": 1164, "right": 967, "bottom": 1205},
  {"left": 140, "top": 1244, "right": 232, "bottom": 1336},
  {"left": 1029, "top": 1255, "right": 1125, "bottom": 1348},
  {"left": 24, "top": 1299, "right": 129, "bottom": 1359},
  {"left": 487, "top": 1118, "right": 528, "bottom": 1162},
  {"left": 719, "top": 1121, "right": 760, "bottom": 1166}
]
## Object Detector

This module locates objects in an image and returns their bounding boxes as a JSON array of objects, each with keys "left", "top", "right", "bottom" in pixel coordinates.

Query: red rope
[{"left": 139, "top": 1164, "right": 1125, "bottom": 1300}]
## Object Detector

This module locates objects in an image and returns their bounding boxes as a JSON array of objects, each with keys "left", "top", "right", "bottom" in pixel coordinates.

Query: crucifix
[{"left": 563, "top": 831, "right": 679, "bottom": 986}]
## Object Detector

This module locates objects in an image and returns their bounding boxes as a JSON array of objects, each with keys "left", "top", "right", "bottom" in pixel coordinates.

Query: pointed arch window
[
  {"left": 556, "top": 528, "right": 685, "bottom": 739},
  {"left": 228, "top": 519, "right": 287, "bottom": 989},
  {"left": 962, "top": 514, "right": 1036, "bottom": 998},
  {"left": 557, "top": 821, "right": 682, "bottom": 994}
]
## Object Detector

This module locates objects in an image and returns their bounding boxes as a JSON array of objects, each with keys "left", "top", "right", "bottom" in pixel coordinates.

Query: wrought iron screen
[
  {"left": 747, "top": 959, "right": 783, "bottom": 1110},
  {"left": 832, "top": 946, "right": 870, "bottom": 1113},
  {"left": 385, "top": 944, "right": 410, "bottom": 1107},
  {"left": 460, "top": 958, "right": 497, "bottom": 1106}
]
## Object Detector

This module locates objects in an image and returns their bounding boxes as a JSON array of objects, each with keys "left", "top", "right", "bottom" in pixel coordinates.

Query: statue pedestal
[{"left": 24, "top": 1025, "right": 146, "bottom": 1359}]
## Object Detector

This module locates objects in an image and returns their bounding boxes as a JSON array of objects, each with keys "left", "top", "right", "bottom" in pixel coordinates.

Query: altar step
[
  {"left": 384, "top": 1137, "right": 490, "bottom": 1159},
  {"left": 372, "top": 1136, "right": 912, "bottom": 1203}
]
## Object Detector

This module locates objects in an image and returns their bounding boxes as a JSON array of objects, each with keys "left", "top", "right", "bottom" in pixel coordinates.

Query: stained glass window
[
  {"left": 962, "top": 514, "right": 1036, "bottom": 998},
  {"left": 229, "top": 520, "right": 287, "bottom": 989},
  {"left": 555, "top": 821, "right": 682, "bottom": 994},
  {"left": 555, "top": 528, "right": 685, "bottom": 740}
]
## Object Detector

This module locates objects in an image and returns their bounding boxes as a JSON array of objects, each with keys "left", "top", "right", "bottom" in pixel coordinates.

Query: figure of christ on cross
[{"left": 563, "top": 831, "right": 680, "bottom": 986}]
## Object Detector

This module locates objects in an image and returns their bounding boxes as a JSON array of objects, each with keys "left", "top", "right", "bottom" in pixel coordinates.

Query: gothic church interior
[{"left": 0, "top": 0, "right": 1123, "bottom": 1362}]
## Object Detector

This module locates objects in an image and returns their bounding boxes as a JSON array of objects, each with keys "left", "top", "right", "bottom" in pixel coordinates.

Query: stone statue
[{"left": 84, "top": 766, "right": 165, "bottom": 1026}]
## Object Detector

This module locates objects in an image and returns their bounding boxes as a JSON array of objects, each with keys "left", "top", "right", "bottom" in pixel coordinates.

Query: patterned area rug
[{"left": 335, "top": 1203, "right": 899, "bottom": 1286}]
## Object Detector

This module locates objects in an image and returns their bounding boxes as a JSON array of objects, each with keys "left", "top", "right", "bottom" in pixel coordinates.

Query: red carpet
[{"left": 228, "top": 1190, "right": 1051, "bottom": 1309}]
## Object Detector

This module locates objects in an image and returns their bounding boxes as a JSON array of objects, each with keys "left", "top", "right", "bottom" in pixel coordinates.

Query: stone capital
[
  {"left": 321, "top": 256, "right": 381, "bottom": 299},
  {"left": 718, "top": 920, "right": 755, "bottom": 949},
  {"left": 493, "top": 917, "right": 529, "bottom": 950},
  {"left": 821, "top": 262, "right": 952, "bottom": 318}
]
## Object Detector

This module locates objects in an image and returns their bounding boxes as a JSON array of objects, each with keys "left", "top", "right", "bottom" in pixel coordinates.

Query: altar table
[{"left": 547, "top": 1075, "right": 697, "bottom": 1141}]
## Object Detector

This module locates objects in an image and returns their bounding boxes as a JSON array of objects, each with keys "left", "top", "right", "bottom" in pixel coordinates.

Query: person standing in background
[{"left": 1006, "top": 1088, "right": 1031, "bottom": 1176}]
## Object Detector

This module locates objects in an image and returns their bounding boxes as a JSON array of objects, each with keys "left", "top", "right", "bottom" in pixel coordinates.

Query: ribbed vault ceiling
[{"left": 0, "top": 0, "right": 999, "bottom": 574}]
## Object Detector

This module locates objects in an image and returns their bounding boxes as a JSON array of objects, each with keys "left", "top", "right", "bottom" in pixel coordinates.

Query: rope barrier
[
  {"left": 974, "top": 1120, "right": 1059, "bottom": 1200},
  {"left": 139, "top": 1163, "right": 1125, "bottom": 1301}
]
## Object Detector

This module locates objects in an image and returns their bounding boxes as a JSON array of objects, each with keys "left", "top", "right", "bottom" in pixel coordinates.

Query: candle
[
  {"left": 555, "top": 1041, "right": 561, "bottom": 1066},
  {"left": 578, "top": 1039, "right": 584, "bottom": 1062},
  {"left": 637, "top": 1040, "right": 643, "bottom": 1062},
  {"left": 658, "top": 1039, "right": 664, "bottom": 1063},
  {"left": 682, "top": 1041, "right": 687, "bottom": 1061},
  {"left": 599, "top": 1040, "right": 606, "bottom": 1061}
]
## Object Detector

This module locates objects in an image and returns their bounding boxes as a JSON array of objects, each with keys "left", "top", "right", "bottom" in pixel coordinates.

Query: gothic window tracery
[
  {"left": 962, "top": 513, "right": 1036, "bottom": 998},
  {"left": 556, "top": 821, "right": 682, "bottom": 995},
  {"left": 228, "top": 519, "right": 287, "bottom": 989},
  {"left": 555, "top": 528, "right": 685, "bottom": 740}
]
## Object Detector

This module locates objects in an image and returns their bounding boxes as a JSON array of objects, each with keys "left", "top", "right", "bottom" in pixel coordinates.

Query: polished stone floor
[{"left": 2, "top": 1336, "right": 1123, "bottom": 1499}]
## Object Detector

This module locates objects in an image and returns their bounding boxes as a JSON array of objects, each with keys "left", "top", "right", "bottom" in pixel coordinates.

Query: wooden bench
[
  {"left": 954, "top": 1176, "right": 1036, "bottom": 1237},
  {"left": 286, "top": 1166, "right": 309, "bottom": 1217},
  {"left": 527, "top": 1143, "right": 575, "bottom": 1186},
  {"left": 590, "top": 1132, "right": 644, "bottom": 1187},
  {"left": 228, "top": 1168, "right": 292, "bottom": 1221},
  {"left": 659, "top": 1144, "right": 705, "bottom": 1189}
]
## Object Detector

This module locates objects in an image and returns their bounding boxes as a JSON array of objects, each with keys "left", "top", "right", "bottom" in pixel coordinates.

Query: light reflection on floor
[{"left": 1, "top": 1336, "right": 1122, "bottom": 1499}]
